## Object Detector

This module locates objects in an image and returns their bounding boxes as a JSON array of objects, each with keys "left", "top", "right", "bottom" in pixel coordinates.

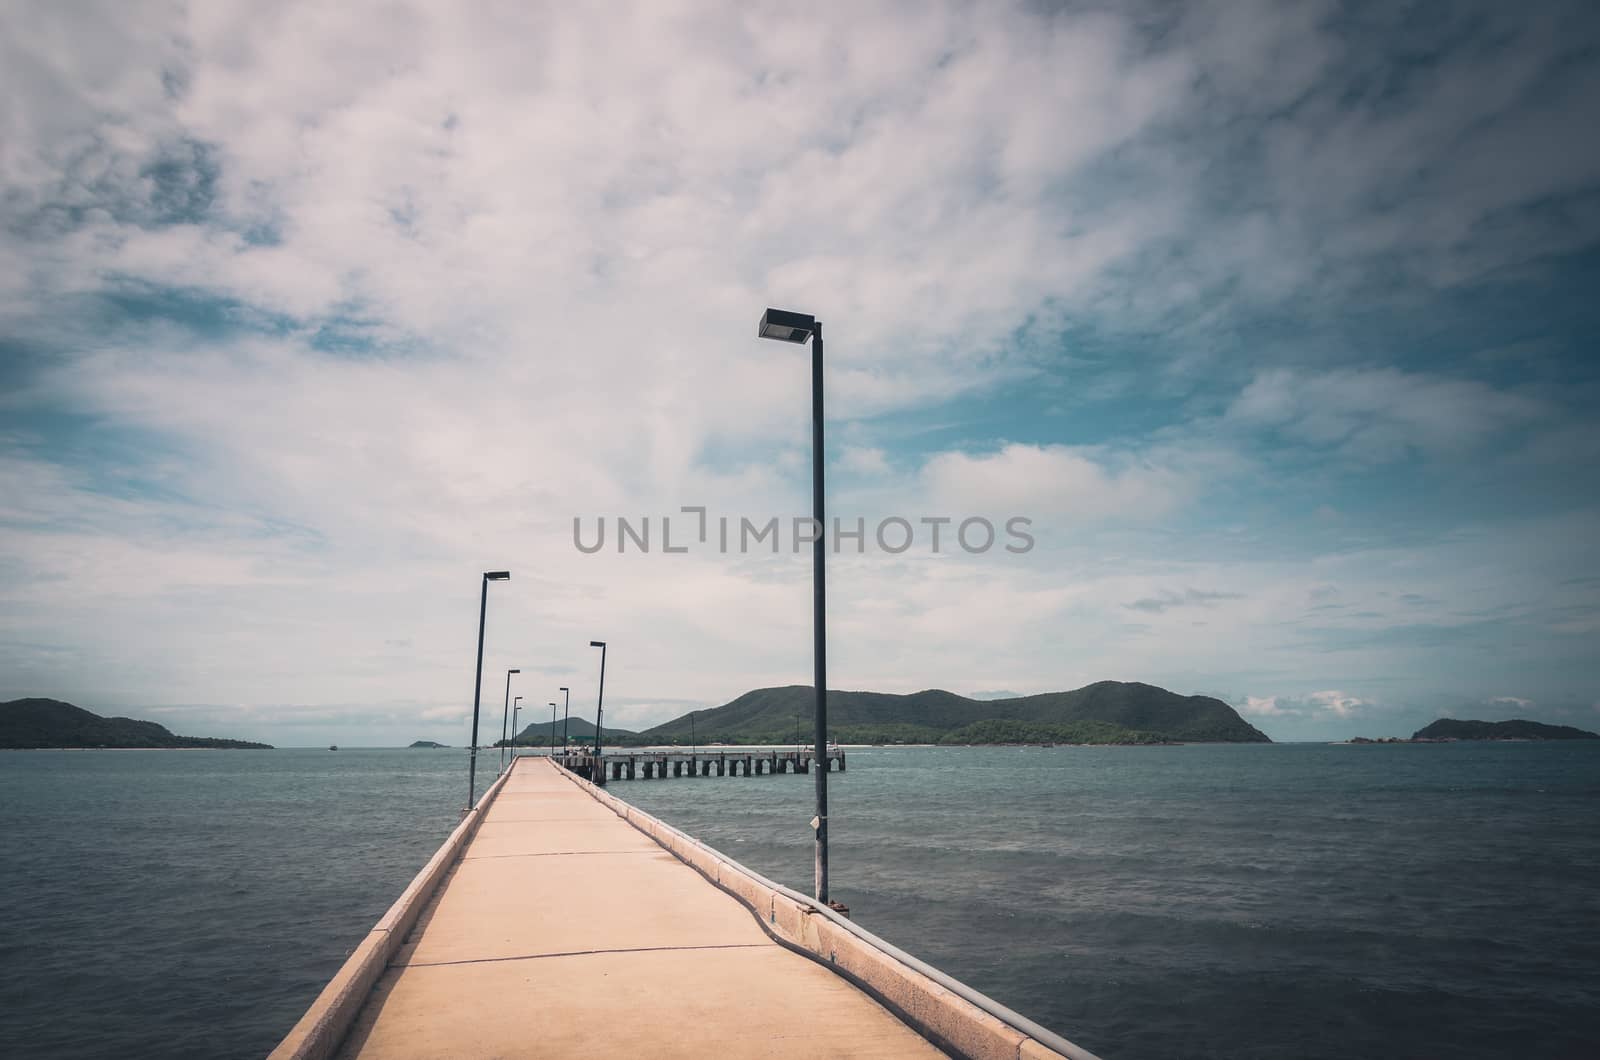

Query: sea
[{"left": 1, "top": 742, "right": 1596, "bottom": 1059}]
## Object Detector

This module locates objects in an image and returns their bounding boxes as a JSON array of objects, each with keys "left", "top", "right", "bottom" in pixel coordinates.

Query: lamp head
[
  {"left": 508, "top": 668, "right": 521, "bottom": 674},
  {"left": 757, "top": 307, "right": 816, "bottom": 344},
  {"left": 590, "top": 640, "right": 606, "bottom": 648}
]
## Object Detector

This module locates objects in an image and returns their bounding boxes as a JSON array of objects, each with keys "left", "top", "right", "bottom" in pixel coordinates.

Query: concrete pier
[{"left": 272, "top": 755, "right": 1096, "bottom": 1060}]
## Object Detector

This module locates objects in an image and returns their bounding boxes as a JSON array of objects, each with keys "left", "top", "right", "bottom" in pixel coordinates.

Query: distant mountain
[
  {"left": 409, "top": 740, "right": 448, "bottom": 748},
  {"left": 0, "top": 698, "right": 273, "bottom": 749},
  {"left": 1412, "top": 718, "right": 1599, "bottom": 741},
  {"left": 503, "top": 715, "right": 635, "bottom": 746},
  {"left": 610, "top": 681, "right": 1270, "bottom": 746}
]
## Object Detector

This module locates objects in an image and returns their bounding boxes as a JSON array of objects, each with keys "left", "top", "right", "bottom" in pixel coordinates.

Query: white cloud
[
  {"left": 1227, "top": 368, "right": 1548, "bottom": 462},
  {"left": 919, "top": 443, "right": 1190, "bottom": 523},
  {"left": 839, "top": 446, "right": 891, "bottom": 476},
  {"left": 1238, "top": 695, "right": 1286, "bottom": 717},
  {"left": 1307, "top": 690, "right": 1369, "bottom": 718}
]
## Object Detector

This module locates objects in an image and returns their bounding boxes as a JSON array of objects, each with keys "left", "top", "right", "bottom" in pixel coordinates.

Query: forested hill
[
  {"left": 614, "top": 681, "right": 1270, "bottom": 746},
  {"left": 0, "top": 698, "right": 272, "bottom": 749},
  {"left": 1412, "top": 718, "right": 1599, "bottom": 741},
  {"left": 505, "top": 715, "right": 633, "bottom": 746}
]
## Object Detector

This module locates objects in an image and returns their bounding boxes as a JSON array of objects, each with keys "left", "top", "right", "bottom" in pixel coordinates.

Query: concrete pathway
[{"left": 337, "top": 756, "right": 942, "bottom": 1058}]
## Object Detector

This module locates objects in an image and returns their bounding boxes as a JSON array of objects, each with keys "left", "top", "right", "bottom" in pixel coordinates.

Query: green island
[
  {"left": 1347, "top": 717, "right": 1600, "bottom": 743},
  {"left": 0, "top": 698, "right": 272, "bottom": 749},
  {"left": 510, "top": 680, "right": 1268, "bottom": 747},
  {"left": 408, "top": 740, "right": 448, "bottom": 748},
  {"left": 1411, "top": 718, "right": 1598, "bottom": 741}
]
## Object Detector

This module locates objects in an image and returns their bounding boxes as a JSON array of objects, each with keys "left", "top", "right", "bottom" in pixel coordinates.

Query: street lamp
[
  {"left": 758, "top": 306, "right": 831, "bottom": 904},
  {"left": 690, "top": 710, "right": 696, "bottom": 758},
  {"left": 499, "top": 668, "right": 521, "bottom": 774},
  {"left": 512, "top": 696, "right": 523, "bottom": 760},
  {"left": 467, "top": 570, "right": 510, "bottom": 810},
  {"left": 559, "top": 686, "right": 570, "bottom": 750},
  {"left": 549, "top": 702, "right": 557, "bottom": 756},
  {"left": 590, "top": 641, "right": 607, "bottom": 769}
]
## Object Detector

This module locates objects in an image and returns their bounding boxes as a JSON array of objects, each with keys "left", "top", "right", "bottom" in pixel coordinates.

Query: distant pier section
[{"left": 555, "top": 747, "right": 845, "bottom": 782}]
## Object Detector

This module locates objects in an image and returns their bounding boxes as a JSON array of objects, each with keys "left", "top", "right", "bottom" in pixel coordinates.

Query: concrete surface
[
  {"left": 335, "top": 757, "right": 944, "bottom": 1058},
  {"left": 269, "top": 767, "right": 516, "bottom": 1060},
  {"left": 550, "top": 759, "right": 1089, "bottom": 1060}
]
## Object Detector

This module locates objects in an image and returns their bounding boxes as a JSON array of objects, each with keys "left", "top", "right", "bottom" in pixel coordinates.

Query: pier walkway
[{"left": 328, "top": 757, "right": 941, "bottom": 1058}]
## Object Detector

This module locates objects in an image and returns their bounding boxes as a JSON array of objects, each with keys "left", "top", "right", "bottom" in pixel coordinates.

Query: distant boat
[{"left": 329, "top": 744, "right": 339, "bottom": 751}]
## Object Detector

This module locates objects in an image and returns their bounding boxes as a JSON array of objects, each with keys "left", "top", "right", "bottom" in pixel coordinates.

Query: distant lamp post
[
  {"left": 512, "top": 696, "right": 523, "bottom": 760},
  {"left": 549, "top": 702, "right": 557, "bottom": 756},
  {"left": 690, "top": 710, "right": 696, "bottom": 758},
  {"left": 499, "top": 668, "right": 521, "bottom": 774},
  {"left": 559, "top": 686, "right": 570, "bottom": 750},
  {"left": 590, "top": 641, "right": 607, "bottom": 767},
  {"left": 758, "top": 306, "right": 831, "bottom": 904},
  {"left": 467, "top": 570, "right": 511, "bottom": 810}
]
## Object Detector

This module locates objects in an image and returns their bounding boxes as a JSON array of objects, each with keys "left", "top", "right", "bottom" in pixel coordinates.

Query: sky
[{"left": 2, "top": 0, "right": 1597, "bottom": 746}]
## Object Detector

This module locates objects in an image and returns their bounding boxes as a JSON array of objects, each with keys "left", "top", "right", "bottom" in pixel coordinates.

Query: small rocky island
[
  {"left": 1348, "top": 717, "right": 1599, "bottom": 743},
  {"left": 0, "top": 698, "right": 272, "bottom": 749},
  {"left": 408, "top": 740, "right": 448, "bottom": 748},
  {"left": 1412, "top": 718, "right": 1598, "bottom": 741}
]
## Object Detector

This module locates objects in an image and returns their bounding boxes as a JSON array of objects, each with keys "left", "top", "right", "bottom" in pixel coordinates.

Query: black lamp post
[
  {"left": 559, "top": 686, "right": 570, "bottom": 750},
  {"left": 758, "top": 306, "right": 831, "bottom": 904},
  {"left": 512, "top": 696, "right": 522, "bottom": 760},
  {"left": 690, "top": 710, "right": 696, "bottom": 758},
  {"left": 548, "top": 702, "right": 557, "bottom": 756},
  {"left": 467, "top": 570, "right": 510, "bottom": 810},
  {"left": 590, "top": 641, "right": 607, "bottom": 767},
  {"left": 499, "top": 668, "right": 521, "bottom": 773}
]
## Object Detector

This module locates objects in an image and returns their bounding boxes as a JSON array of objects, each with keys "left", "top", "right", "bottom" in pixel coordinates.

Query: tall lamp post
[
  {"left": 499, "top": 668, "right": 521, "bottom": 774},
  {"left": 758, "top": 306, "right": 831, "bottom": 904},
  {"left": 690, "top": 710, "right": 696, "bottom": 758},
  {"left": 467, "top": 570, "right": 511, "bottom": 811},
  {"left": 548, "top": 702, "right": 557, "bottom": 756},
  {"left": 512, "top": 696, "right": 523, "bottom": 760},
  {"left": 559, "top": 686, "right": 570, "bottom": 750},
  {"left": 590, "top": 641, "right": 607, "bottom": 770}
]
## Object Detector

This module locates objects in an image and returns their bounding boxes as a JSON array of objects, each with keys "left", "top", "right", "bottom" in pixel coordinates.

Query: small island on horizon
[
  {"left": 0, "top": 698, "right": 273, "bottom": 749},
  {"left": 408, "top": 740, "right": 448, "bottom": 748},
  {"left": 1347, "top": 717, "right": 1599, "bottom": 743}
]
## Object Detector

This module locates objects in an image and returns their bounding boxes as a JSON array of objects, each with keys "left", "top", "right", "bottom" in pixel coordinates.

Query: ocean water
[
  {"left": 0, "top": 747, "right": 472, "bottom": 1058},
  {"left": 618, "top": 743, "right": 1600, "bottom": 1060},
  {"left": 1, "top": 744, "right": 1597, "bottom": 1058}
]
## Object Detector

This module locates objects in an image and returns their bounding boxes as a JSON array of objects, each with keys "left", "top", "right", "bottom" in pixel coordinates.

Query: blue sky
[{"left": 1, "top": 0, "right": 1597, "bottom": 745}]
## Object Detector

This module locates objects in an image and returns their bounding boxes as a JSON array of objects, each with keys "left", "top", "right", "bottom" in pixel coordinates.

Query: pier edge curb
[{"left": 266, "top": 761, "right": 518, "bottom": 1060}]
